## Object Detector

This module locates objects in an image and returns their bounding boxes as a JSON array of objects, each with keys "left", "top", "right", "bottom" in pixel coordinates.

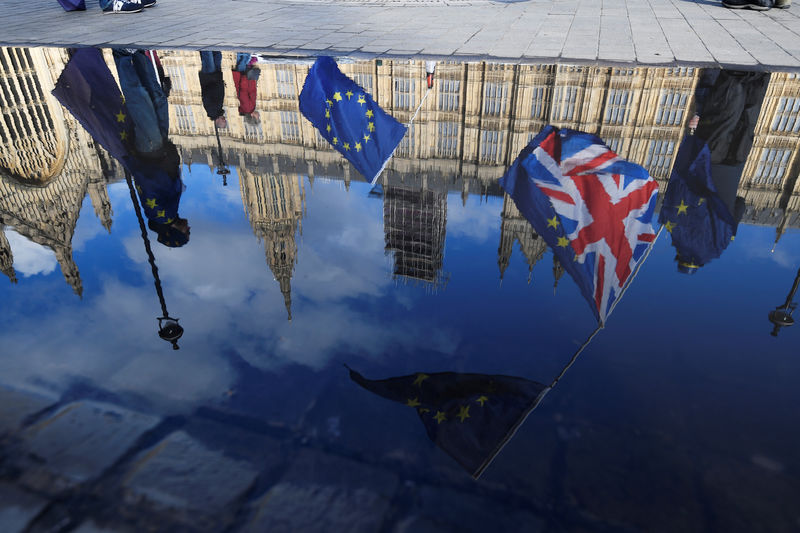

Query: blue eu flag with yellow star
[
  {"left": 657, "top": 135, "right": 739, "bottom": 273},
  {"left": 349, "top": 368, "right": 549, "bottom": 478},
  {"left": 299, "top": 56, "right": 407, "bottom": 185},
  {"left": 52, "top": 48, "right": 133, "bottom": 163}
]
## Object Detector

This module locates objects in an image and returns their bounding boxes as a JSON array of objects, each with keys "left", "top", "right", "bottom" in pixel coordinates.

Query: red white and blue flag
[{"left": 500, "top": 126, "right": 658, "bottom": 324}]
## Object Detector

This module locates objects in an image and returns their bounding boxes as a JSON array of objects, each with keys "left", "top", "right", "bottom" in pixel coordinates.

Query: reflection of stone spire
[
  {"left": 0, "top": 225, "right": 17, "bottom": 284},
  {"left": 55, "top": 245, "right": 82, "bottom": 297},
  {"left": 772, "top": 212, "right": 788, "bottom": 253},
  {"left": 553, "top": 255, "right": 564, "bottom": 294},
  {"left": 88, "top": 177, "right": 113, "bottom": 232},
  {"left": 279, "top": 272, "right": 292, "bottom": 321}
]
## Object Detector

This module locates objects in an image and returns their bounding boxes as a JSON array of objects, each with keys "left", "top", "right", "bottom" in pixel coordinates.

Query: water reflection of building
[
  {"left": 239, "top": 157, "right": 305, "bottom": 320},
  {"left": 3, "top": 47, "right": 800, "bottom": 295},
  {"left": 159, "top": 52, "right": 799, "bottom": 233},
  {"left": 383, "top": 186, "right": 447, "bottom": 289},
  {"left": 0, "top": 47, "right": 122, "bottom": 292}
]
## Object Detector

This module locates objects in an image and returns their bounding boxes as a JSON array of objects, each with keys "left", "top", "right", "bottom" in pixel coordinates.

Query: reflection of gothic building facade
[
  {"left": 160, "top": 52, "right": 799, "bottom": 228},
  {"left": 2, "top": 47, "right": 800, "bottom": 297},
  {"left": 0, "top": 47, "right": 122, "bottom": 292},
  {"left": 238, "top": 157, "right": 305, "bottom": 320},
  {"left": 383, "top": 187, "right": 447, "bottom": 289}
]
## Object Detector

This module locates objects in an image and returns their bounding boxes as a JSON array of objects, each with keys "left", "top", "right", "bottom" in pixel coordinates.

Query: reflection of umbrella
[
  {"left": 124, "top": 170, "right": 184, "bottom": 350},
  {"left": 769, "top": 267, "right": 799, "bottom": 337}
]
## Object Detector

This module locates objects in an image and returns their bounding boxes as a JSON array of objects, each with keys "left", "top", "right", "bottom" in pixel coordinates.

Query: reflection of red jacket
[{"left": 232, "top": 70, "right": 257, "bottom": 115}]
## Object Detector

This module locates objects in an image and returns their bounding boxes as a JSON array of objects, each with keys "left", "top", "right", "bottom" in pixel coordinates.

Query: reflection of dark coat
[
  {"left": 694, "top": 69, "right": 769, "bottom": 165},
  {"left": 199, "top": 70, "right": 225, "bottom": 120}
]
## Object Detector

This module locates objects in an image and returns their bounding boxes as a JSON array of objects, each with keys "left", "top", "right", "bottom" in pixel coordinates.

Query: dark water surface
[{"left": 1, "top": 47, "right": 799, "bottom": 532}]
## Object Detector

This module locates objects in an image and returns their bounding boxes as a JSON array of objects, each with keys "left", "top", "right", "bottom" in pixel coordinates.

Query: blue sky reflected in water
[{"left": 1, "top": 162, "right": 800, "bottom": 525}]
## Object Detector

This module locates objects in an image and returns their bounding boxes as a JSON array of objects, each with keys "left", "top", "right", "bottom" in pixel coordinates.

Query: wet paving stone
[
  {"left": 0, "top": 386, "right": 56, "bottom": 439},
  {"left": 0, "top": 483, "right": 48, "bottom": 533},
  {"left": 121, "top": 430, "right": 259, "bottom": 530},
  {"left": 15, "top": 402, "right": 160, "bottom": 494},
  {"left": 243, "top": 448, "right": 399, "bottom": 533}
]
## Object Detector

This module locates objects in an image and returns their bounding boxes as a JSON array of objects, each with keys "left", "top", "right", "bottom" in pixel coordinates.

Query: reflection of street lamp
[
  {"left": 769, "top": 267, "right": 799, "bottom": 337},
  {"left": 125, "top": 171, "right": 185, "bottom": 349},
  {"left": 158, "top": 316, "right": 184, "bottom": 350},
  {"left": 214, "top": 124, "right": 230, "bottom": 186}
]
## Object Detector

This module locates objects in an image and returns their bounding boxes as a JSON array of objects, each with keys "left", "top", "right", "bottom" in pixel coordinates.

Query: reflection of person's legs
[
  {"left": 113, "top": 50, "right": 164, "bottom": 154},
  {"left": 132, "top": 52, "right": 169, "bottom": 138},
  {"left": 199, "top": 51, "right": 222, "bottom": 74}
]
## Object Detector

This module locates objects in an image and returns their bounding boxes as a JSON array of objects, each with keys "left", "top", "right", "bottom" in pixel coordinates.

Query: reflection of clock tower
[{"left": 239, "top": 157, "right": 305, "bottom": 320}]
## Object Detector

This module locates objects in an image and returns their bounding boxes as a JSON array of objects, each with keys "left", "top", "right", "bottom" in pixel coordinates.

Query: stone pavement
[{"left": 1, "top": 0, "right": 799, "bottom": 70}]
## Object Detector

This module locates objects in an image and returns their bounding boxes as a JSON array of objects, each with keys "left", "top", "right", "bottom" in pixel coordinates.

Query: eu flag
[
  {"left": 349, "top": 368, "right": 549, "bottom": 478},
  {"left": 52, "top": 48, "right": 133, "bottom": 163},
  {"left": 299, "top": 57, "right": 407, "bottom": 185},
  {"left": 500, "top": 126, "right": 658, "bottom": 324},
  {"left": 658, "top": 135, "right": 740, "bottom": 273}
]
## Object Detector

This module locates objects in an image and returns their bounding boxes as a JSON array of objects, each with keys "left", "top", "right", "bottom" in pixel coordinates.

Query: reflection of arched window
[
  {"left": 752, "top": 149, "right": 791, "bottom": 186},
  {"left": 276, "top": 68, "right": 295, "bottom": 99},
  {"left": 771, "top": 98, "right": 800, "bottom": 133},
  {"left": 438, "top": 79, "right": 460, "bottom": 111},
  {"left": 655, "top": 89, "right": 688, "bottom": 126},
  {"left": 644, "top": 139, "right": 675, "bottom": 179},
  {"left": 604, "top": 89, "right": 631, "bottom": 125}
]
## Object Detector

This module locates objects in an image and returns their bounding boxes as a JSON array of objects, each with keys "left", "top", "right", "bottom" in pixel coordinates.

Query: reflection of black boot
[{"left": 723, "top": 0, "right": 774, "bottom": 9}]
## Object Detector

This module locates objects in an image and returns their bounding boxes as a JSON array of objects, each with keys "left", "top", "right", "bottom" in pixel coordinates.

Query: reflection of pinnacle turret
[
  {"left": 553, "top": 255, "right": 564, "bottom": 294},
  {"left": 55, "top": 245, "right": 82, "bottom": 297},
  {"left": 0, "top": 225, "right": 17, "bottom": 283},
  {"left": 88, "top": 177, "right": 113, "bottom": 232},
  {"left": 279, "top": 273, "right": 292, "bottom": 321},
  {"left": 498, "top": 195, "right": 547, "bottom": 283}
]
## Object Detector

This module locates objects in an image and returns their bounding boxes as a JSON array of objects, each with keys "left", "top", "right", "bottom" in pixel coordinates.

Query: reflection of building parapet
[
  {"left": 384, "top": 186, "right": 448, "bottom": 290},
  {"left": 239, "top": 157, "right": 305, "bottom": 321}
]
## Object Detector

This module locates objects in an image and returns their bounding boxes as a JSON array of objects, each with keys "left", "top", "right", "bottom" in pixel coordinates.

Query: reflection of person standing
[
  {"left": 232, "top": 53, "right": 261, "bottom": 122},
  {"left": 113, "top": 48, "right": 189, "bottom": 247},
  {"left": 198, "top": 51, "right": 227, "bottom": 129}
]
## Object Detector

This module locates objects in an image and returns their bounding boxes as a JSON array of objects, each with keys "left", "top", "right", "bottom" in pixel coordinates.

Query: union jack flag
[{"left": 500, "top": 126, "right": 658, "bottom": 324}]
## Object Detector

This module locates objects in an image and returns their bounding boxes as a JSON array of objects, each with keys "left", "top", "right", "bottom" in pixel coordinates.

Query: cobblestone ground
[
  {"left": 0, "top": 384, "right": 567, "bottom": 532},
  {"left": 0, "top": 0, "right": 799, "bottom": 69}
]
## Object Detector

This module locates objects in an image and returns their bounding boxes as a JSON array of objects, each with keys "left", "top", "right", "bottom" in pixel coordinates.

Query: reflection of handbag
[
  {"left": 246, "top": 67, "right": 260, "bottom": 81},
  {"left": 57, "top": 0, "right": 86, "bottom": 10}
]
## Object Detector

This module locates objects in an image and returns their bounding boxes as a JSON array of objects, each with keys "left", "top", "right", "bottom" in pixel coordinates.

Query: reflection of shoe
[
  {"left": 142, "top": 0, "right": 156, "bottom": 6},
  {"left": 774, "top": 0, "right": 790, "bottom": 7},
  {"left": 102, "top": 0, "right": 142, "bottom": 12},
  {"left": 723, "top": 0, "right": 773, "bottom": 9}
]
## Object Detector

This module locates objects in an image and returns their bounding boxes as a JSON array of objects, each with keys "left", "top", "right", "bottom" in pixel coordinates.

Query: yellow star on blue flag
[{"left": 299, "top": 56, "right": 407, "bottom": 184}]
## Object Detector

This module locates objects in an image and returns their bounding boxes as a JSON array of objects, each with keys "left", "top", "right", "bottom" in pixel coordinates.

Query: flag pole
[
  {"left": 369, "top": 86, "right": 432, "bottom": 186},
  {"left": 473, "top": 226, "right": 664, "bottom": 478},
  {"left": 549, "top": 224, "right": 663, "bottom": 388}
]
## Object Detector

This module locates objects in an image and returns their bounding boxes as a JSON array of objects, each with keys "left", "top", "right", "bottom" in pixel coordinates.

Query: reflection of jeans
[
  {"left": 235, "top": 53, "right": 252, "bottom": 73},
  {"left": 200, "top": 51, "right": 222, "bottom": 74},
  {"left": 98, "top": 0, "right": 112, "bottom": 9},
  {"left": 113, "top": 49, "right": 169, "bottom": 154}
]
